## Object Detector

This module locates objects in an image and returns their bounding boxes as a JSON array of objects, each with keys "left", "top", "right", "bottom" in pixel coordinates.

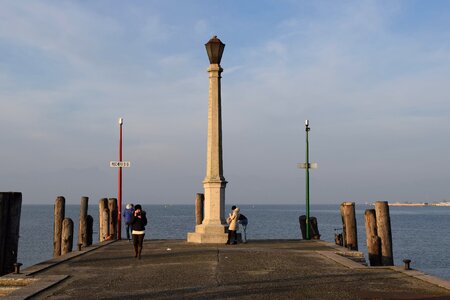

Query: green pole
[{"left": 305, "top": 120, "right": 310, "bottom": 240}]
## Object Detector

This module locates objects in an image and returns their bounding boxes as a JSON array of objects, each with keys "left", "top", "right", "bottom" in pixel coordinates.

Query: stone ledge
[{"left": 187, "top": 232, "right": 228, "bottom": 243}]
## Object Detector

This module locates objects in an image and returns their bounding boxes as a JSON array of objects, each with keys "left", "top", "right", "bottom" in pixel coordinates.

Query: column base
[{"left": 187, "top": 224, "right": 228, "bottom": 243}]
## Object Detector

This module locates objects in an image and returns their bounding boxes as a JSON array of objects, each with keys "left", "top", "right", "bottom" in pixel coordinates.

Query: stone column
[{"left": 188, "top": 36, "right": 228, "bottom": 243}]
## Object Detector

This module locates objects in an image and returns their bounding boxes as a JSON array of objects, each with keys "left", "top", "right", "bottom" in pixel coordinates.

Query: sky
[{"left": 1, "top": 1, "right": 450, "bottom": 205}]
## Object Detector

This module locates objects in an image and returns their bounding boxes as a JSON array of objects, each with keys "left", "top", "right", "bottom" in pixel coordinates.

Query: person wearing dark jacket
[
  {"left": 123, "top": 203, "right": 134, "bottom": 241},
  {"left": 131, "top": 204, "right": 147, "bottom": 259}
]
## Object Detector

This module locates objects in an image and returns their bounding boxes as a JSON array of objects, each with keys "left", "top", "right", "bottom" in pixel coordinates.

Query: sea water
[{"left": 17, "top": 204, "right": 450, "bottom": 280}]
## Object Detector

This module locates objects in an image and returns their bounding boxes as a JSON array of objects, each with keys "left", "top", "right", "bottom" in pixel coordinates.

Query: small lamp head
[
  {"left": 205, "top": 35, "right": 225, "bottom": 64},
  {"left": 305, "top": 119, "right": 310, "bottom": 131}
]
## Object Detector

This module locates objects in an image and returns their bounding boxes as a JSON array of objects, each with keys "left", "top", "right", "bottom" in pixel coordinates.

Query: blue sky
[{"left": 1, "top": 1, "right": 450, "bottom": 204}]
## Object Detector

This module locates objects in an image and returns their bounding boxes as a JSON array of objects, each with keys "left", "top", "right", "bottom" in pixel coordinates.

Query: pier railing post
[
  {"left": 375, "top": 201, "right": 394, "bottom": 266},
  {"left": 53, "top": 196, "right": 65, "bottom": 257},
  {"left": 340, "top": 202, "right": 358, "bottom": 250}
]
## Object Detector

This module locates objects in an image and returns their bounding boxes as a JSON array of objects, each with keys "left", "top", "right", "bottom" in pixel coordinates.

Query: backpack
[{"left": 238, "top": 214, "right": 248, "bottom": 226}]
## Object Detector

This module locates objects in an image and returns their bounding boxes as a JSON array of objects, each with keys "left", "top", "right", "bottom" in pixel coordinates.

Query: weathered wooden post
[
  {"left": 53, "top": 196, "right": 65, "bottom": 257},
  {"left": 86, "top": 215, "right": 93, "bottom": 246},
  {"left": 101, "top": 208, "right": 110, "bottom": 241},
  {"left": 309, "top": 216, "right": 321, "bottom": 239},
  {"left": 98, "top": 198, "right": 108, "bottom": 242},
  {"left": 195, "top": 193, "right": 204, "bottom": 225},
  {"left": 299, "top": 216, "right": 320, "bottom": 239},
  {"left": 375, "top": 201, "right": 393, "bottom": 266},
  {"left": 364, "top": 209, "right": 381, "bottom": 266},
  {"left": 61, "top": 218, "right": 74, "bottom": 255},
  {"left": 340, "top": 202, "right": 358, "bottom": 250},
  {"left": 299, "top": 215, "right": 307, "bottom": 239},
  {"left": 78, "top": 196, "right": 89, "bottom": 247},
  {"left": 339, "top": 204, "right": 346, "bottom": 247},
  {"left": 108, "top": 198, "right": 118, "bottom": 239},
  {"left": 0, "top": 192, "right": 22, "bottom": 276}
]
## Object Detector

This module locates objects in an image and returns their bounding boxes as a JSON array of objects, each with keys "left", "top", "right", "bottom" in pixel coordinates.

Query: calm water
[{"left": 18, "top": 204, "right": 450, "bottom": 280}]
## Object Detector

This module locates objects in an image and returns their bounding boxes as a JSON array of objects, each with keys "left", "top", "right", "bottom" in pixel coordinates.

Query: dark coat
[{"left": 131, "top": 211, "right": 147, "bottom": 231}]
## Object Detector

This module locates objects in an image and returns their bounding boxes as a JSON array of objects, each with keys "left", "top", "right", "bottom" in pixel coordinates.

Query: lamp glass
[{"left": 205, "top": 36, "right": 225, "bottom": 64}]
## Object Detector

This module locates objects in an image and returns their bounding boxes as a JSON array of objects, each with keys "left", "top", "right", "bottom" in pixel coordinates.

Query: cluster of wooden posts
[
  {"left": 53, "top": 196, "right": 119, "bottom": 257},
  {"left": 338, "top": 201, "right": 393, "bottom": 266},
  {"left": 53, "top": 196, "right": 93, "bottom": 256},
  {"left": 98, "top": 198, "right": 118, "bottom": 241},
  {"left": 0, "top": 192, "right": 22, "bottom": 276}
]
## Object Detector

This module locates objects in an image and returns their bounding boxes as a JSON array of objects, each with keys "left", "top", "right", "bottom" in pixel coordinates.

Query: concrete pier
[{"left": 3, "top": 240, "right": 450, "bottom": 299}]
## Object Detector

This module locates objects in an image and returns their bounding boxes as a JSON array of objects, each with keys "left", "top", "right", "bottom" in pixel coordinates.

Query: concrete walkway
[{"left": 5, "top": 240, "right": 450, "bottom": 299}]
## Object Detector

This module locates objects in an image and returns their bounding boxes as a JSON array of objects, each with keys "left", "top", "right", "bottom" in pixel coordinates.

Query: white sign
[
  {"left": 297, "top": 163, "right": 318, "bottom": 169},
  {"left": 110, "top": 161, "right": 131, "bottom": 168}
]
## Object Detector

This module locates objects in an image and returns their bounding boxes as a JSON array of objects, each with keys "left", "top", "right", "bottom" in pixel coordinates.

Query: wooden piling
[
  {"left": 195, "top": 193, "right": 204, "bottom": 225},
  {"left": 364, "top": 209, "right": 381, "bottom": 266},
  {"left": 108, "top": 198, "right": 118, "bottom": 239},
  {"left": 299, "top": 215, "right": 321, "bottom": 239},
  {"left": 340, "top": 202, "right": 358, "bottom": 250},
  {"left": 101, "top": 208, "right": 110, "bottom": 241},
  {"left": 310, "top": 217, "right": 321, "bottom": 239},
  {"left": 0, "top": 192, "right": 22, "bottom": 276},
  {"left": 61, "top": 218, "right": 74, "bottom": 255},
  {"left": 86, "top": 215, "right": 93, "bottom": 246},
  {"left": 375, "top": 201, "right": 394, "bottom": 266},
  {"left": 368, "top": 235, "right": 382, "bottom": 266},
  {"left": 299, "top": 215, "right": 307, "bottom": 239},
  {"left": 98, "top": 198, "right": 108, "bottom": 242},
  {"left": 0, "top": 194, "right": 7, "bottom": 274},
  {"left": 339, "top": 204, "right": 346, "bottom": 247},
  {"left": 78, "top": 196, "right": 89, "bottom": 247},
  {"left": 53, "top": 196, "right": 65, "bottom": 257}
]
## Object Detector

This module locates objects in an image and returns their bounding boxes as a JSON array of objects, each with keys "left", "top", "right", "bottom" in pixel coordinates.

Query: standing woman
[
  {"left": 131, "top": 204, "right": 147, "bottom": 259},
  {"left": 226, "top": 206, "right": 240, "bottom": 245}
]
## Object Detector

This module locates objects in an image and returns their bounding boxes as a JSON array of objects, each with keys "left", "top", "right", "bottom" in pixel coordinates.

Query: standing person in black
[{"left": 131, "top": 204, "right": 147, "bottom": 259}]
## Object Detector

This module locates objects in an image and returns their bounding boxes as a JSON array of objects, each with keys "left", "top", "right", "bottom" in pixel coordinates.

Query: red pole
[{"left": 118, "top": 118, "right": 123, "bottom": 240}]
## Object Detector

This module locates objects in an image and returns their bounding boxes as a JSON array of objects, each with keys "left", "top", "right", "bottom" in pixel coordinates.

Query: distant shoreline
[{"left": 387, "top": 202, "right": 450, "bottom": 207}]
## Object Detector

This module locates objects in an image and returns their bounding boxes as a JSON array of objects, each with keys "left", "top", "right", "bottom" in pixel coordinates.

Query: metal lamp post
[
  {"left": 109, "top": 118, "right": 131, "bottom": 240},
  {"left": 297, "top": 119, "right": 317, "bottom": 240},
  {"left": 305, "top": 119, "right": 311, "bottom": 240},
  {"left": 118, "top": 117, "right": 123, "bottom": 240}
]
